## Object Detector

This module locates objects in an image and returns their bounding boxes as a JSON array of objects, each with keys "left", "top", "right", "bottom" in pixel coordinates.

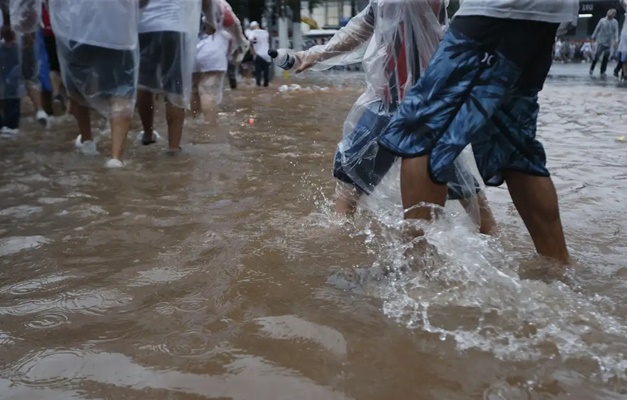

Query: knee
[{"left": 110, "top": 98, "right": 134, "bottom": 119}]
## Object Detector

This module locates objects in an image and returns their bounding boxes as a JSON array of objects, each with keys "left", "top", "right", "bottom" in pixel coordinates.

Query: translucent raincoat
[
  {"left": 138, "top": 0, "right": 201, "bottom": 108},
  {"left": 0, "top": 0, "right": 40, "bottom": 100},
  {"left": 208, "top": 0, "right": 248, "bottom": 61},
  {"left": 294, "top": 0, "right": 483, "bottom": 209},
  {"left": 48, "top": 0, "right": 140, "bottom": 116}
]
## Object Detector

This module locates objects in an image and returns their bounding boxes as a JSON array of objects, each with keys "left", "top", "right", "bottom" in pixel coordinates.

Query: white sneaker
[
  {"left": 36, "top": 110, "right": 49, "bottom": 127},
  {"left": 136, "top": 130, "right": 161, "bottom": 145},
  {"left": 74, "top": 135, "right": 99, "bottom": 155},
  {"left": 0, "top": 126, "right": 19, "bottom": 138},
  {"left": 105, "top": 159, "right": 125, "bottom": 168}
]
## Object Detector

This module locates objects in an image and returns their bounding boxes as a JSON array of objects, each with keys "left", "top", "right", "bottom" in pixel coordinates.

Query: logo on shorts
[{"left": 480, "top": 52, "right": 496, "bottom": 67}]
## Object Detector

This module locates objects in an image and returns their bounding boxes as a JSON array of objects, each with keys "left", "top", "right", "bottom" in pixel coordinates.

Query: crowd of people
[
  {"left": 553, "top": 7, "right": 627, "bottom": 80},
  {"left": 0, "top": 0, "right": 273, "bottom": 167},
  {"left": 0, "top": 0, "right": 596, "bottom": 268}
]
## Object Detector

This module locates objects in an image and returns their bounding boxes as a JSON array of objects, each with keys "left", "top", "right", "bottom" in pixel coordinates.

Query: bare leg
[
  {"left": 109, "top": 97, "right": 132, "bottom": 161},
  {"left": 70, "top": 99, "right": 93, "bottom": 142},
  {"left": 165, "top": 100, "right": 185, "bottom": 152},
  {"left": 26, "top": 83, "right": 44, "bottom": 111},
  {"left": 137, "top": 89, "right": 156, "bottom": 142},
  {"left": 50, "top": 71, "right": 63, "bottom": 97},
  {"left": 504, "top": 171, "right": 569, "bottom": 264},
  {"left": 198, "top": 72, "right": 224, "bottom": 125},
  {"left": 334, "top": 181, "right": 361, "bottom": 217},
  {"left": 459, "top": 190, "right": 498, "bottom": 235},
  {"left": 401, "top": 157, "right": 448, "bottom": 221},
  {"left": 191, "top": 74, "right": 201, "bottom": 118},
  {"left": 200, "top": 96, "right": 218, "bottom": 125}
]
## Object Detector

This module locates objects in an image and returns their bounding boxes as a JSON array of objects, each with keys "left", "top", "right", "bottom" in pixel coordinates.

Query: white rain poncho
[
  {"left": 48, "top": 0, "right": 140, "bottom": 116},
  {"left": 0, "top": 0, "right": 40, "bottom": 100},
  {"left": 209, "top": 0, "right": 248, "bottom": 61},
  {"left": 138, "top": 0, "right": 201, "bottom": 108},
  {"left": 292, "top": 0, "right": 485, "bottom": 221},
  {"left": 193, "top": 27, "right": 231, "bottom": 105}
]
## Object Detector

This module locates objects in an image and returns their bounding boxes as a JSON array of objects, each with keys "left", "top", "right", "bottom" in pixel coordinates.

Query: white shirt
[
  {"left": 248, "top": 28, "right": 271, "bottom": 61},
  {"left": 195, "top": 30, "right": 230, "bottom": 72},
  {"left": 140, "top": 0, "right": 200, "bottom": 33},
  {"left": 49, "top": 0, "right": 139, "bottom": 50},
  {"left": 456, "top": 0, "right": 578, "bottom": 24}
]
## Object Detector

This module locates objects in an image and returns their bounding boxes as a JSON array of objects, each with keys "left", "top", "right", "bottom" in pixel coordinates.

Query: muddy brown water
[{"left": 1, "top": 72, "right": 627, "bottom": 399}]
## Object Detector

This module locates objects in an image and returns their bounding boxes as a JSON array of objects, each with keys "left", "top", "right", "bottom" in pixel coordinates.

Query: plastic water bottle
[{"left": 268, "top": 49, "right": 299, "bottom": 70}]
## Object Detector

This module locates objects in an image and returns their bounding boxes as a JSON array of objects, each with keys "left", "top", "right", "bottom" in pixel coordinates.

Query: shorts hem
[{"left": 485, "top": 167, "right": 550, "bottom": 187}]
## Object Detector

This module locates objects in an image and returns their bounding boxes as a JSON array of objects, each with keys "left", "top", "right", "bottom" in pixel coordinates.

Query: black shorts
[
  {"left": 242, "top": 49, "right": 254, "bottom": 63},
  {"left": 138, "top": 31, "right": 186, "bottom": 96},
  {"left": 43, "top": 34, "right": 60, "bottom": 72},
  {"left": 58, "top": 40, "right": 136, "bottom": 99}
]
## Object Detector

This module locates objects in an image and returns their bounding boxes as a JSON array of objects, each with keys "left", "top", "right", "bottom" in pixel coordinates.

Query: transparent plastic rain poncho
[
  {"left": 293, "top": 0, "right": 485, "bottom": 220},
  {"left": 207, "top": 0, "right": 247, "bottom": 54},
  {"left": 0, "top": 0, "right": 41, "bottom": 100},
  {"left": 138, "top": 0, "right": 201, "bottom": 108},
  {"left": 194, "top": 28, "right": 231, "bottom": 105},
  {"left": 48, "top": 0, "right": 140, "bottom": 116}
]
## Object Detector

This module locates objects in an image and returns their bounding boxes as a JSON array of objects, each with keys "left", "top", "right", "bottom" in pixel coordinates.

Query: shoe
[
  {"left": 105, "top": 158, "right": 124, "bottom": 168},
  {"left": 601, "top": 72, "right": 607, "bottom": 78},
  {"left": 74, "top": 135, "right": 99, "bottom": 155},
  {"left": 136, "top": 130, "right": 160, "bottom": 145},
  {"left": 52, "top": 95, "right": 65, "bottom": 116},
  {"left": 0, "top": 126, "right": 18, "bottom": 138},
  {"left": 36, "top": 109, "right": 49, "bottom": 127}
]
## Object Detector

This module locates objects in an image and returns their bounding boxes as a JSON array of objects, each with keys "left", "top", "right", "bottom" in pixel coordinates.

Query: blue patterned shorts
[
  {"left": 379, "top": 17, "right": 557, "bottom": 186},
  {"left": 333, "top": 101, "right": 481, "bottom": 200}
]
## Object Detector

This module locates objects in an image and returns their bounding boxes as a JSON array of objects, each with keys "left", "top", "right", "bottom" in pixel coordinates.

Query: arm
[
  {"left": 294, "top": 4, "right": 375, "bottom": 72},
  {"left": 614, "top": 20, "right": 620, "bottom": 44}
]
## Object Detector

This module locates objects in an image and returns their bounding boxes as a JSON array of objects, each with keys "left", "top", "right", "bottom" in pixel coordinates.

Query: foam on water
[{"left": 313, "top": 163, "right": 627, "bottom": 384}]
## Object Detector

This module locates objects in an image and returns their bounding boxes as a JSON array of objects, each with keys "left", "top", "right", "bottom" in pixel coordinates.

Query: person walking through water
[
  {"left": 135, "top": 0, "right": 201, "bottom": 154},
  {"left": 590, "top": 8, "right": 619, "bottom": 77},
  {"left": 49, "top": 0, "right": 142, "bottom": 167},
  {"left": 377, "top": 0, "right": 578, "bottom": 265},
  {"left": 248, "top": 21, "right": 270, "bottom": 87},
  {"left": 192, "top": 16, "right": 231, "bottom": 124},
  {"left": 282, "top": 0, "right": 497, "bottom": 234}
]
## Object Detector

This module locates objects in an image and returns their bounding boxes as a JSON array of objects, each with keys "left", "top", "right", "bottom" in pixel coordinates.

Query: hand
[
  {"left": 295, "top": 57, "right": 315, "bottom": 73},
  {"left": 0, "top": 25, "right": 15, "bottom": 44}
]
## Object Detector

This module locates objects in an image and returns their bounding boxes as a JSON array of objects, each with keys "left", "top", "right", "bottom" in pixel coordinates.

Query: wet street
[{"left": 1, "top": 67, "right": 627, "bottom": 400}]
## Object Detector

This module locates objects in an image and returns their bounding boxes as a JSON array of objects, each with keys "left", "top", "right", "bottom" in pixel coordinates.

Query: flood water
[{"left": 1, "top": 71, "right": 627, "bottom": 399}]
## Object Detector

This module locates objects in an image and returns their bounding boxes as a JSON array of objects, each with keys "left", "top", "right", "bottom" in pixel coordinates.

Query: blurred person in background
[
  {"left": 1, "top": 0, "right": 45, "bottom": 136},
  {"left": 248, "top": 21, "right": 270, "bottom": 87},
  {"left": 590, "top": 8, "right": 619, "bottom": 77}
]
